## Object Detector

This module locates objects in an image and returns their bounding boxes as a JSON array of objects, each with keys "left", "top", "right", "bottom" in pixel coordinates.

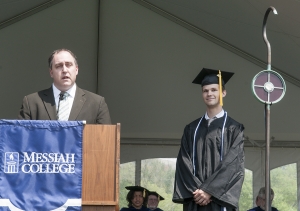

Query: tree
[
  {"left": 141, "top": 159, "right": 182, "bottom": 211},
  {"left": 239, "top": 169, "right": 253, "bottom": 210},
  {"left": 119, "top": 160, "right": 298, "bottom": 211},
  {"left": 271, "top": 163, "right": 297, "bottom": 211},
  {"left": 119, "top": 162, "right": 135, "bottom": 209}
]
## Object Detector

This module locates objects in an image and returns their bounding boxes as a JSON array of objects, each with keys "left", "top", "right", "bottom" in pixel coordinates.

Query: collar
[
  {"left": 52, "top": 83, "right": 77, "bottom": 98},
  {"left": 205, "top": 109, "right": 224, "bottom": 120}
]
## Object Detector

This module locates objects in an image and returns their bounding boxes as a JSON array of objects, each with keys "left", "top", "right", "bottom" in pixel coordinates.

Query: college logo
[
  {"left": 4, "top": 152, "right": 19, "bottom": 173},
  {"left": 4, "top": 152, "right": 76, "bottom": 174}
]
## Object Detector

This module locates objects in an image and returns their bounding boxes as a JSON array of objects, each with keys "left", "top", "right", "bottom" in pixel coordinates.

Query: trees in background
[
  {"left": 119, "top": 159, "right": 297, "bottom": 211},
  {"left": 119, "top": 159, "right": 181, "bottom": 210},
  {"left": 119, "top": 162, "right": 135, "bottom": 209},
  {"left": 239, "top": 169, "right": 253, "bottom": 210},
  {"left": 141, "top": 159, "right": 182, "bottom": 211},
  {"left": 271, "top": 163, "right": 297, "bottom": 211}
]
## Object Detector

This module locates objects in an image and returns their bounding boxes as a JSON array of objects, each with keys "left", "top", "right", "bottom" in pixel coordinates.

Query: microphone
[
  {"left": 57, "top": 92, "right": 66, "bottom": 119},
  {"left": 59, "top": 93, "right": 64, "bottom": 101}
]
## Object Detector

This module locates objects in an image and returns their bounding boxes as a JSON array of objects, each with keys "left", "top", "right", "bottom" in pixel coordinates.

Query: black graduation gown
[
  {"left": 172, "top": 115, "right": 245, "bottom": 211},
  {"left": 151, "top": 208, "right": 163, "bottom": 211},
  {"left": 247, "top": 206, "right": 279, "bottom": 211},
  {"left": 120, "top": 206, "right": 150, "bottom": 211}
]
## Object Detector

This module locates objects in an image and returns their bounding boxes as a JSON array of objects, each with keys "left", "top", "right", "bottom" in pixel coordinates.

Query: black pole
[
  {"left": 265, "top": 103, "right": 271, "bottom": 211},
  {"left": 262, "top": 8, "right": 277, "bottom": 210},
  {"left": 262, "top": 6, "right": 277, "bottom": 71}
]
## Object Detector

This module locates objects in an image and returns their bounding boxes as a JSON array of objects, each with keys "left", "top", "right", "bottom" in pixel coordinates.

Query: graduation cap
[
  {"left": 148, "top": 191, "right": 165, "bottom": 201},
  {"left": 125, "top": 185, "right": 149, "bottom": 197},
  {"left": 192, "top": 68, "right": 234, "bottom": 106}
]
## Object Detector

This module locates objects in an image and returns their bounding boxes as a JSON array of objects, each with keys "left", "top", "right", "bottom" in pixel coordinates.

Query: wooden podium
[{"left": 82, "top": 124, "right": 120, "bottom": 211}]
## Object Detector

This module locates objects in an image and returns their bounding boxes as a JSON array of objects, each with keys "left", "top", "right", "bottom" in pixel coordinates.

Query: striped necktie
[{"left": 58, "top": 92, "right": 69, "bottom": 121}]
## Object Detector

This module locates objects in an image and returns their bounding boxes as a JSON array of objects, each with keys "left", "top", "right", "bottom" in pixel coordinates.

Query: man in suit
[{"left": 18, "top": 49, "right": 111, "bottom": 124}]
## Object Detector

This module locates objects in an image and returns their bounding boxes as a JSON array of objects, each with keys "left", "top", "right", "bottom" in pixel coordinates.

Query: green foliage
[
  {"left": 119, "top": 160, "right": 298, "bottom": 211},
  {"left": 141, "top": 159, "right": 182, "bottom": 211},
  {"left": 239, "top": 169, "right": 253, "bottom": 211},
  {"left": 119, "top": 159, "right": 182, "bottom": 211},
  {"left": 271, "top": 163, "right": 297, "bottom": 211},
  {"left": 239, "top": 163, "right": 297, "bottom": 211},
  {"left": 141, "top": 159, "right": 174, "bottom": 194},
  {"left": 119, "top": 162, "right": 135, "bottom": 209}
]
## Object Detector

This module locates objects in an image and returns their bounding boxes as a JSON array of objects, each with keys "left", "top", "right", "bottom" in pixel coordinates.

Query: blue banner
[{"left": 0, "top": 120, "right": 84, "bottom": 211}]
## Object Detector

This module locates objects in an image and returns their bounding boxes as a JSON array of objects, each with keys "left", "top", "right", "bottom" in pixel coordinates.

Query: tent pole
[{"left": 265, "top": 104, "right": 271, "bottom": 211}]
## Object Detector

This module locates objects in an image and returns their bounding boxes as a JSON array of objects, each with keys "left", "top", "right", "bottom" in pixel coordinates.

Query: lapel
[
  {"left": 41, "top": 87, "right": 57, "bottom": 120},
  {"left": 69, "top": 87, "right": 86, "bottom": 121}
]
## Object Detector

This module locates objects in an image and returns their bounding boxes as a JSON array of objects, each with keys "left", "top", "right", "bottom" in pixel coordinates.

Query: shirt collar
[
  {"left": 205, "top": 109, "right": 224, "bottom": 120},
  {"left": 52, "top": 83, "right": 76, "bottom": 98}
]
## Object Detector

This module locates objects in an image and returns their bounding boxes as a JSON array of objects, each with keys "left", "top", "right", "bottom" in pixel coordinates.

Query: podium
[{"left": 82, "top": 124, "right": 120, "bottom": 211}]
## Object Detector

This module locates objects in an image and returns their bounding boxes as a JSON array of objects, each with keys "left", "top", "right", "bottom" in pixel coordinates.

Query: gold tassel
[
  {"left": 143, "top": 189, "right": 146, "bottom": 198},
  {"left": 217, "top": 70, "right": 223, "bottom": 106}
]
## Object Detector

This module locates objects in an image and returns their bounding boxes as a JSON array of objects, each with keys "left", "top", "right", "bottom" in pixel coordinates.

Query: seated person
[
  {"left": 247, "top": 187, "right": 279, "bottom": 211},
  {"left": 120, "top": 186, "right": 150, "bottom": 211},
  {"left": 147, "top": 191, "right": 164, "bottom": 211}
]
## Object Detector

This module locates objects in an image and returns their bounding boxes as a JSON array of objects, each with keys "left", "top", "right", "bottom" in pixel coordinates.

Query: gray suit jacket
[{"left": 18, "top": 87, "right": 111, "bottom": 124}]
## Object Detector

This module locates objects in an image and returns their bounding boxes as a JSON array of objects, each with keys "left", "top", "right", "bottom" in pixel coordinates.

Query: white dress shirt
[
  {"left": 205, "top": 109, "right": 225, "bottom": 120},
  {"left": 52, "top": 84, "right": 76, "bottom": 118}
]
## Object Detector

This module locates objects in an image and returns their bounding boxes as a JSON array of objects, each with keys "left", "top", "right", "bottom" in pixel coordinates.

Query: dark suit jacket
[{"left": 18, "top": 86, "right": 111, "bottom": 124}]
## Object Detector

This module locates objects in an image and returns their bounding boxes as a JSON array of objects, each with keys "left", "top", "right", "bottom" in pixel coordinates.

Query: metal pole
[
  {"left": 135, "top": 159, "right": 141, "bottom": 185},
  {"left": 263, "top": 6, "right": 277, "bottom": 71},
  {"left": 265, "top": 104, "right": 271, "bottom": 211},
  {"left": 262, "top": 8, "right": 277, "bottom": 211}
]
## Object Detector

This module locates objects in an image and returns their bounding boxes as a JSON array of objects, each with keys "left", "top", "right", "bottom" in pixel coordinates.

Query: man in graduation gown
[
  {"left": 172, "top": 68, "right": 245, "bottom": 211},
  {"left": 147, "top": 191, "right": 164, "bottom": 211}
]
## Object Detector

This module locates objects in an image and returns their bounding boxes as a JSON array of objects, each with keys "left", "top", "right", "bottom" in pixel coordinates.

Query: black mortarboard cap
[
  {"left": 125, "top": 185, "right": 149, "bottom": 197},
  {"left": 192, "top": 68, "right": 234, "bottom": 86},
  {"left": 148, "top": 191, "right": 165, "bottom": 201}
]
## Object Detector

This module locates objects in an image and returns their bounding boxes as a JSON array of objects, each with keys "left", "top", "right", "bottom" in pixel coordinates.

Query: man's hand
[{"left": 193, "top": 189, "right": 212, "bottom": 206}]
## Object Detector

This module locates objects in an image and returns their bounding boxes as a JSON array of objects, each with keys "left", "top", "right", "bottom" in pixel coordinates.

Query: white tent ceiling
[
  {"left": 0, "top": 0, "right": 63, "bottom": 29},
  {"left": 2, "top": 0, "right": 300, "bottom": 86},
  {"left": 1, "top": 0, "right": 300, "bottom": 208},
  {"left": 0, "top": 0, "right": 299, "bottom": 148},
  {"left": 137, "top": 0, "right": 300, "bottom": 87},
  {"left": 0, "top": 0, "right": 49, "bottom": 20},
  {"left": 115, "top": 0, "right": 300, "bottom": 145},
  {"left": 100, "top": 0, "right": 300, "bottom": 145}
]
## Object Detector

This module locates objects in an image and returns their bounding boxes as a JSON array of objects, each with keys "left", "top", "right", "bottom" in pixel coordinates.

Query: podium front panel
[{"left": 82, "top": 124, "right": 120, "bottom": 211}]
